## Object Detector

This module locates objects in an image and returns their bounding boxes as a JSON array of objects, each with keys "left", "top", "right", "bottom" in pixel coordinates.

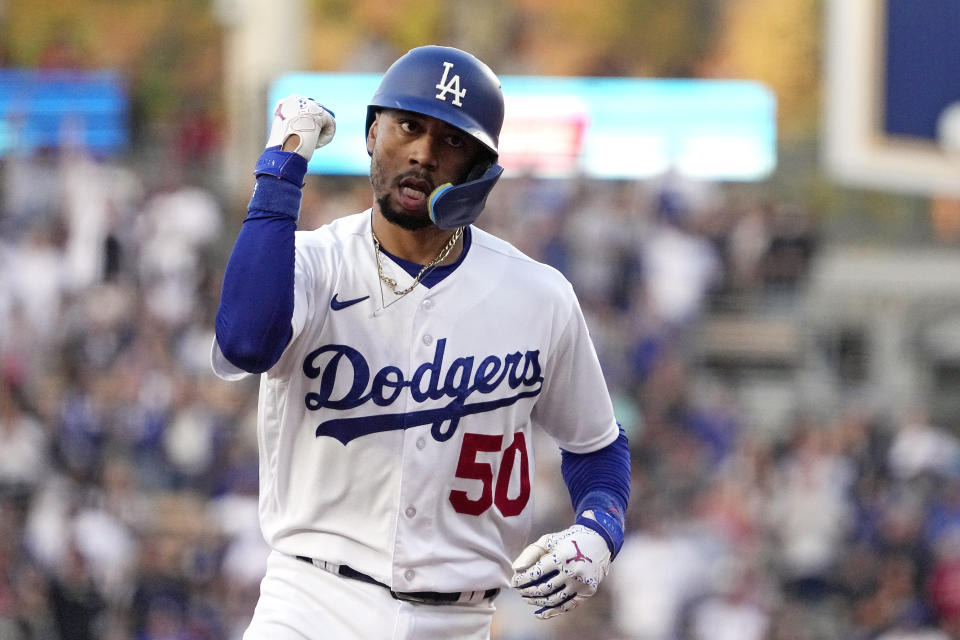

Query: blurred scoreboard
[
  {"left": 0, "top": 69, "right": 128, "bottom": 156},
  {"left": 824, "top": 0, "right": 960, "bottom": 196},
  {"left": 270, "top": 73, "right": 777, "bottom": 181}
]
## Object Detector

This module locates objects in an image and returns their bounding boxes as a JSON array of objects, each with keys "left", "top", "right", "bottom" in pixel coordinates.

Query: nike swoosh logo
[{"left": 330, "top": 293, "right": 370, "bottom": 311}]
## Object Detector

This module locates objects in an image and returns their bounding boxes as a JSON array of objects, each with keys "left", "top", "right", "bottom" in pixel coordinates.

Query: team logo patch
[
  {"left": 302, "top": 338, "right": 543, "bottom": 444},
  {"left": 435, "top": 61, "right": 466, "bottom": 107}
]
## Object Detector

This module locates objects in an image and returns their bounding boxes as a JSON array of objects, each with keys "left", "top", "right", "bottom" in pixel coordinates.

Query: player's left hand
[
  {"left": 510, "top": 524, "right": 611, "bottom": 619},
  {"left": 266, "top": 95, "right": 336, "bottom": 161}
]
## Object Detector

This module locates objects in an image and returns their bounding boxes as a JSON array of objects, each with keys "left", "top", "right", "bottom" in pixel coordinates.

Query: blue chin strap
[{"left": 428, "top": 164, "right": 504, "bottom": 230}]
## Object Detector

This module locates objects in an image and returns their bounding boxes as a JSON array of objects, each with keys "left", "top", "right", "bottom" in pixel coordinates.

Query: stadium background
[{"left": 3, "top": 1, "right": 960, "bottom": 638}]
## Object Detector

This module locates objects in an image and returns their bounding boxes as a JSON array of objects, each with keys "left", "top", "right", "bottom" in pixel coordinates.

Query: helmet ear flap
[
  {"left": 428, "top": 163, "right": 504, "bottom": 230},
  {"left": 464, "top": 156, "right": 494, "bottom": 183}
]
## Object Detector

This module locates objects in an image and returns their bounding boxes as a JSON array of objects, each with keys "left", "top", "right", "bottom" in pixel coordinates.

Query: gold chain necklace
[{"left": 372, "top": 226, "right": 463, "bottom": 298}]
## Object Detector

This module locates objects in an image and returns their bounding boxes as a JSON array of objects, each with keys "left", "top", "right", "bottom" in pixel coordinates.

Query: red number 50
[{"left": 449, "top": 432, "right": 530, "bottom": 517}]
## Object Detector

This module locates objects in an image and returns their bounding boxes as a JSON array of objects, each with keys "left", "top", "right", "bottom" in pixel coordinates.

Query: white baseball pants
[{"left": 243, "top": 551, "right": 496, "bottom": 640}]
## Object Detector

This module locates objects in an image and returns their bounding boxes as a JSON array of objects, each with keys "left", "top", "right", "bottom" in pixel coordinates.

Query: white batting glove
[
  {"left": 266, "top": 95, "right": 336, "bottom": 161},
  {"left": 511, "top": 523, "right": 612, "bottom": 619}
]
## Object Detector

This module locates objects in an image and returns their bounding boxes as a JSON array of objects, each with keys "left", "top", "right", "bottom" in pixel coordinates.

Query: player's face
[{"left": 367, "top": 109, "right": 481, "bottom": 230}]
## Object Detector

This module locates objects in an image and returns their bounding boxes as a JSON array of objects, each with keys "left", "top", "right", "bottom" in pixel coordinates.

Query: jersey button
[
  {"left": 405, "top": 506, "right": 417, "bottom": 518},
  {"left": 404, "top": 569, "right": 415, "bottom": 581},
  {"left": 416, "top": 437, "right": 426, "bottom": 450},
  {"left": 422, "top": 334, "right": 433, "bottom": 346},
  {"left": 422, "top": 298, "right": 434, "bottom": 310}
]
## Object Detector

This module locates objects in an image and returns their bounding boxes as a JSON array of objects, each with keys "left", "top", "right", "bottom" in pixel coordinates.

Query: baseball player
[{"left": 212, "top": 45, "right": 631, "bottom": 640}]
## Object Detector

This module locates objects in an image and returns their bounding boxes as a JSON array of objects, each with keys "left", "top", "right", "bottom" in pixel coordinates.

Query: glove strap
[
  {"left": 576, "top": 505, "right": 625, "bottom": 559},
  {"left": 254, "top": 147, "right": 309, "bottom": 187}
]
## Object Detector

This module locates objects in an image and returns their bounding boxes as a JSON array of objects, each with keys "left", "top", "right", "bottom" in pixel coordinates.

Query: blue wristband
[
  {"left": 254, "top": 146, "right": 309, "bottom": 187},
  {"left": 248, "top": 172, "right": 304, "bottom": 223},
  {"left": 576, "top": 507, "right": 625, "bottom": 559}
]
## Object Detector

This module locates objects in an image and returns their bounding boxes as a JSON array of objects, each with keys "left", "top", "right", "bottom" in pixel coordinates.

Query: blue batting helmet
[{"left": 365, "top": 45, "right": 505, "bottom": 156}]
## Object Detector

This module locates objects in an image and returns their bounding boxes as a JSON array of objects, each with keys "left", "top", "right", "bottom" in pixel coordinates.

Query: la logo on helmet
[{"left": 435, "top": 61, "right": 466, "bottom": 107}]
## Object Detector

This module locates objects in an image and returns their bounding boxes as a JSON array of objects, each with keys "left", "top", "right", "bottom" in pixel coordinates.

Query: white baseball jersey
[{"left": 212, "top": 210, "right": 619, "bottom": 593}]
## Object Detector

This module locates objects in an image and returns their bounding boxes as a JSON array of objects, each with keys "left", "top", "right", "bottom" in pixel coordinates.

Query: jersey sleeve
[
  {"left": 532, "top": 288, "right": 619, "bottom": 453},
  {"left": 289, "top": 233, "right": 323, "bottom": 343},
  {"left": 210, "top": 338, "right": 253, "bottom": 381}
]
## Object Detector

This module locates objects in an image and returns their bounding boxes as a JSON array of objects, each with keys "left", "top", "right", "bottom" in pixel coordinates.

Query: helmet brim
[{"left": 366, "top": 100, "right": 499, "bottom": 158}]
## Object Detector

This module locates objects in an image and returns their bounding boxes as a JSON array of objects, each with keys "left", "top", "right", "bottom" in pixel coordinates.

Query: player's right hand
[{"left": 266, "top": 95, "right": 336, "bottom": 161}]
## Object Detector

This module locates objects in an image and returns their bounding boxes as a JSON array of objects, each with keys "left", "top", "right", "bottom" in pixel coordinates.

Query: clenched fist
[{"left": 267, "top": 95, "right": 336, "bottom": 161}]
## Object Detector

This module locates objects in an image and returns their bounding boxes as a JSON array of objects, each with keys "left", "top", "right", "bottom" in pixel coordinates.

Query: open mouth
[{"left": 397, "top": 177, "right": 432, "bottom": 211}]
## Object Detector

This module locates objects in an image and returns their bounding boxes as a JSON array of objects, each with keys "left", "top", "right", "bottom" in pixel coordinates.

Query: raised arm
[{"left": 215, "top": 96, "right": 336, "bottom": 373}]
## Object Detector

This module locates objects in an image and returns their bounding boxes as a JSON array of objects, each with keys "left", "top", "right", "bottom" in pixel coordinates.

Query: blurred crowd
[{"left": 2, "top": 134, "right": 960, "bottom": 640}]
